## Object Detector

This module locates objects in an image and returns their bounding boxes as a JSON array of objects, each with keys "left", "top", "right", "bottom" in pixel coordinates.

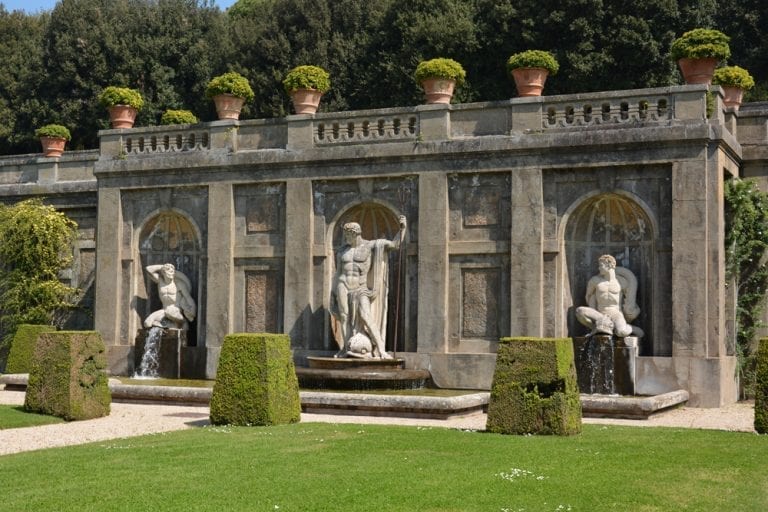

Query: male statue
[
  {"left": 144, "top": 263, "right": 196, "bottom": 330},
  {"left": 331, "top": 216, "right": 407, "bottom": 359},
  {"left": 575, "top": 254, "right": 644, "bottom": 338}
]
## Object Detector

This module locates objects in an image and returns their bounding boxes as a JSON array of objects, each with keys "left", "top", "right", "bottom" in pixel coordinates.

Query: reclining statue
[
  {"left": 575, "top": 254, "right": 644, "bottom": 338},
  {"left": 144, "top": 263, "right": 196, "bottom": 331}
]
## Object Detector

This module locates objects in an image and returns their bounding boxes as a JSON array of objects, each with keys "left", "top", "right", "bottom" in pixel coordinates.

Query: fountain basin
[{"left": 298, "top": 357, "right": 432, "bottom": 390}]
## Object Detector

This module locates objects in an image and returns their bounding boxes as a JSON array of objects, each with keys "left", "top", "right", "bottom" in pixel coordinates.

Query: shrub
[
  {"left": 210, "top": 333, "right": 301, "bottom": 426},
  {"left": 205, "top": 72, "right": 255, "bottom": 102},
  {"left": 160, "top": 109, "right": 199, "bottom": 125},
  {"left": 506, "top": 50, "right": 560, "bottom": 75},
  {"left": 24, "top": 331, "right": 111, "bottom": 421},
  {"left": 282, "top": 65, "right": 331, "bottom": 93},
  {"left": 34, "top": 124, "right": 71, "bottom": 141},
  {"left": 486, "top": 337, "right": 581, "bottom": 435},
  {"left": 98, "top": 86, "right": 144, "bottom": 110},
  {"left": 756, "top": 338, "right": 768, "bottom": 433},
  {"left": 414, "top": 58, "right": 466, "bottom": 87},
  {"left": 670, "top": 28, "right": 731, "bottom": 61},
  {"left": 5, "top": 324, "right": 55, "bottom": 373},
  {"left": 713, "top": 66, "right": 755, "bottom": 90}
]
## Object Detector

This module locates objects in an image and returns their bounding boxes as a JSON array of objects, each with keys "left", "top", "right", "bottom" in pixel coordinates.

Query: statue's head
[
  {"left": 598, "top": 254, "right": 616, "bottom": 271},
  {"left": 343, "top": 222, "right": 362, "bottom": 244},
  {"left": 161, "top": 263, "right": 175, "bottom": 279}
]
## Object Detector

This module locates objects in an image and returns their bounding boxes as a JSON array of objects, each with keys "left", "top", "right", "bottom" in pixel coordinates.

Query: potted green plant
[
  {"left": 205, "top": 72, "right": 255, "bottom": 120},
  {"left": 34, "top": 124, "right": 71, "bottom": 158},
  {"left": 670, "top": 28, "right": 731, "bottom": 85},
  {"left": 506, "top": 50, "right": 559, "bottom": 97},
  {"left": 414, "top": 58, "right": 466, "bottom": 104},
  {"left": 282, "top": 65, "right": 331, "bottom": 115},
  {"left": 99, "top": 86, "right": 144, "bottom": 129},
  {"left": 160, "top": 109, "right": 199, "bottom": 125},
  {"left": 713, "top": 66, "right": 755, "bottom": 110}
]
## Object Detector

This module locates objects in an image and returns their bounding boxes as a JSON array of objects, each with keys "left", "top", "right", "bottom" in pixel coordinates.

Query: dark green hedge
[
  {"left": 5, "top": 324, "right": 56, "bottom": 374},
  {"left": 24, "top": 331, "right": 111, "bottom": 421},
  {"left": 210, "top": 333, "right": 301, "bottom": 426},
  {"left": 487, "top": 337, "right": 582, "bottom": 435},
  {"left": 755, "top": 338, "right": 768, "bottom": 434}
]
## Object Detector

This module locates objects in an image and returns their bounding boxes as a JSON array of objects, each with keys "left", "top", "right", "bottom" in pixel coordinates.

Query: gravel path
[{"left": 0, "top": 388, "right": 756, "bottom": 456}]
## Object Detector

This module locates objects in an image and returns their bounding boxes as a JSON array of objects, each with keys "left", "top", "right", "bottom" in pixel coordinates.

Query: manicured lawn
[
  {"left": 0, "top": 422, "right": 765, "bottom": 511},
  {"left": 0, "top": 404, "right": 64, "bottom": 430}
]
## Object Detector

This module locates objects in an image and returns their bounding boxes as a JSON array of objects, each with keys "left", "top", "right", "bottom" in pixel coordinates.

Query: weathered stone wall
[{"left": 1, "top": 85, "right": 760, "bottom": 406}]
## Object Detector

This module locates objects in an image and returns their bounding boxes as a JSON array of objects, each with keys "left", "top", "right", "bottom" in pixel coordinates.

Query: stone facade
[{"left": 0, "top": 84, "right": 759, "bottom": 406}]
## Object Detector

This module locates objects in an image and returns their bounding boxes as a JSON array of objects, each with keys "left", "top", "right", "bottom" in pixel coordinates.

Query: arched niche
[
  {"left": 329, "top": 202, "right": 408, "bottom": 353},
  {"left": 138, "top": 211, "right": 202, "bottom": 345},
  {"left": 564, "top": 192, "right": 656, "bottom": 354}
]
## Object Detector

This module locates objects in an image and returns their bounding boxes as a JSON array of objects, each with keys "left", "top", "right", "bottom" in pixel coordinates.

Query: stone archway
[
  {"left": 138, "top": 211, "right": 201, "bottom": 345},
  {"left": 330, "top": 202, "right": 407, "bottom": 353},
  {"left": 564, "top": 193, "right": 655, "bottom": 354}
]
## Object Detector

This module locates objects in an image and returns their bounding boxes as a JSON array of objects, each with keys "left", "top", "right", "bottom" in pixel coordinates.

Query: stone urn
[
  {"left": 420, "top": 78, "right": 456, "bottom": 104},
  {"left": 212, "top": 93, "right": 245, "bottom": 120},
  {"left": 108, "top": 105, "right": 138, "bottom": 129},
  {"left": 289, "top": 88, "right": 323, "bottom": 115},
  {"left": 39, "top": 136, "right": 66, "bottom": 158},
  {"left": 511, "top": 67, "right": 549, "bottom": 97},
  {"left": 677, "top": 57, "right": 718, "bottom": 85}
]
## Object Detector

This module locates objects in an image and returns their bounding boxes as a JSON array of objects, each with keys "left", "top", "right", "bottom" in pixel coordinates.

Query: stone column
[
  {"left": 417, "top": 172, "right": 449, "bottom": 353},
  {"left": 94, "top": 187, "right": 124, "bottom": 371},
  {"left": 283, "top": 180, "right": 314, "bottom": 348},
  {"left": 205, "top": 182, "right": 234, "bottom": 378},
  {"left": 509, "top": 168, "right": 544, "bottom": 336}
]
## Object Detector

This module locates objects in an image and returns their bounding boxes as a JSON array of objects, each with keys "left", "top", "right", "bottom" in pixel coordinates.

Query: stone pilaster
[{"left": 283, "top": 180, "right": 314, "bottom": 348}]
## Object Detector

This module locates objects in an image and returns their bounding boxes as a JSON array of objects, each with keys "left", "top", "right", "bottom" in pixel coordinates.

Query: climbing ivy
[
  {"left": 724, "top": 179, "right": 768, "bottom": 395},
  {"left": 0, "top": 198, "right": 78, "bottom": 364}
]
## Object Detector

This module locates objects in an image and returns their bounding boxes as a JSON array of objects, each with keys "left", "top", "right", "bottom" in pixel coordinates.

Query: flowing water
[
  {"left": 577, "top": 335, "right": 616, "bottom": 394},
  {"left": 133, "top": 326, "right": 164, "bottom": 378}
]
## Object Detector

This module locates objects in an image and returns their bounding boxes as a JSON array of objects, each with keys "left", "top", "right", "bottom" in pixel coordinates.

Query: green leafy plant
[
  {"left": 282, "top": 65, "right": 331, "bottom": 93},
  {"left": 713, "top": 66, "right": 755, "bottom": 90},
  {"left": 414, "top": 58, "right": 466, "bottom": 87},
  {"left": 34, "top": 124, "right": 71, "bottom": 141},
  {"left": 160, "top": 110, "right": 199, "bottom": 125},
  {"left": 0, "top": 199, "right": 78, "bottom": 355},
  {"left": 670, "top": 28, "right": 731, "bottom": 61},
  {"left": 724, "top": 179, "right": 768, "bottom": 398},
  {"left": 205, "top": 72, "right": 255, "bottom": 101},
  {"left": 506, "top": 50, "right": 560, "bottom": 75},
  {"left": 98, "top": 86, "right": 144, "bottom": 110}
]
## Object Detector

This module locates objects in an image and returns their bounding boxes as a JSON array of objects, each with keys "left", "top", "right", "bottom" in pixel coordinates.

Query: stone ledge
[{"left": 580, "top": 390, "right": 689, "bottom": 419}]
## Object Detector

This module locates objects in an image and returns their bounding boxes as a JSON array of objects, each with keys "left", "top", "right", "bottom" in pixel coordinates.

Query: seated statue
[
  {"left": 331, "top": 216, "right": 407, "bottom": 359},
  {"left": 144, "top": 263, "right": 196, "bottom": 330},
  {"left": 575, "top": 254, "right": 644, "bottom": 338}
]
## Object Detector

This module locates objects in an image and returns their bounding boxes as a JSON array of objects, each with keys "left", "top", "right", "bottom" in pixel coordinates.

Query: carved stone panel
[
  {"left": 462, "top": 268, "right": 501, "bottom": 339},
  {"left": 245, "top": 270, "right": 282, "bottom": 333},
  {"left": 448, "top": 172, "right": 510, "bottom": 241}
]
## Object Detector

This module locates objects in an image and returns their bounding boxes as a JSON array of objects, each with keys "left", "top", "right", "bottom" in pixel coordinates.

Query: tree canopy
[{"left": 0, "top": 0, "right": 766, "bottom": 154}]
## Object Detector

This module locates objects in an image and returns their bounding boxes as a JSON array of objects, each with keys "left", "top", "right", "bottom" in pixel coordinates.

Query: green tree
[
  {"left": 724, "top": 179, "right": 768, "bottom": 395},
  {"left": 0, "top": 199, "right": 79, "bottom": 369},
  {"left": 0, "top": 7, "right": 49, "bottom": 155},
  {"left": 40, "top": 0, "right": 230, "bottom": 150}
]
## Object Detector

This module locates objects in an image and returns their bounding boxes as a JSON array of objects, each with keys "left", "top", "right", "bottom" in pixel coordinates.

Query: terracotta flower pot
[
  {"left": 212, "top": 94, "right": 245, "bottom": 120},
  {"left": 721, "top": 86, "right": 745, "bottom": 110},
  {"left": 289, "top": 88, "right": 323, "bottom": 115},
  {"left": 511, "top": 67, "right": 549, "bottom": 97},
  {"left": 677, "top": 57, "right": 718, "bottom": 85},
  {"left": 108, "top": 105, "right": 138, "bottom": 129},
  {"left": 420, "top": 78, "right": 456, "bottom": 104},
  {"left": 40, "top": 136, "right": 66, "bottom": 158}
]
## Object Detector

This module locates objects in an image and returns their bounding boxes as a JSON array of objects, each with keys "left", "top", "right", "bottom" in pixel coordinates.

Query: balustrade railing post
[
  {"left": 286, "top": 114, "right": 315, "bottom": 150},
  {"left": 209, "top": 120, "right": 239, "bottom": 152},
  {"left": 510, "top": 97, "right": 544, "bottom": 132},
  {"left": 98, "top": 129, "right": 124, "bottom": 158},
  {"left": 416, "top": 104, "right": 450, "bottom": 141}
]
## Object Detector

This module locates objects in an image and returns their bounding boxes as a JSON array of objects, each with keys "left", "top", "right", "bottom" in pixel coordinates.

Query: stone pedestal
[
  {"left": 134, "top": 329, "right": 187, "bottom": 379},
  {"left": 573, "top": 335, "right": 637, "bottom": 395}
]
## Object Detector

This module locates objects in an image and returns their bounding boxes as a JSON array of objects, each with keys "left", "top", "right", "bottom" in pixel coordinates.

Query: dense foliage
[
  {"left": 414, "top": 58, "right": 466, "bottom": 86},
  {"left": 160, "top": 109, "right": 199, "bottom": 125},
  {"left": 0, "top": 198, "right": 78, "bottom": 351},
  {"left": 282, "top": 65, "right": 331, "bottom": 93},
  {"left": 724, "top": 179, "right": 768, "bottom": 394},
  {"left": 205, "top": 71, "right": 255, "bottom": 101},
  {"left": 0, "top": 0, "right": 767, "bottom": 153},
  {"left": 713, "top": 66, "right": 755, "bottom": 90},
  {"left": 34, "top": 123, "right": 71, "bottom": 140},
  {"left": 669, "top": 28, "right": 731, "bottom": 60},
  {"left": 98, "top": 86, "right": 144, "bottom": 109},
  {"left": 506, "top": 50, "right": 559, "bottom": 75}
]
